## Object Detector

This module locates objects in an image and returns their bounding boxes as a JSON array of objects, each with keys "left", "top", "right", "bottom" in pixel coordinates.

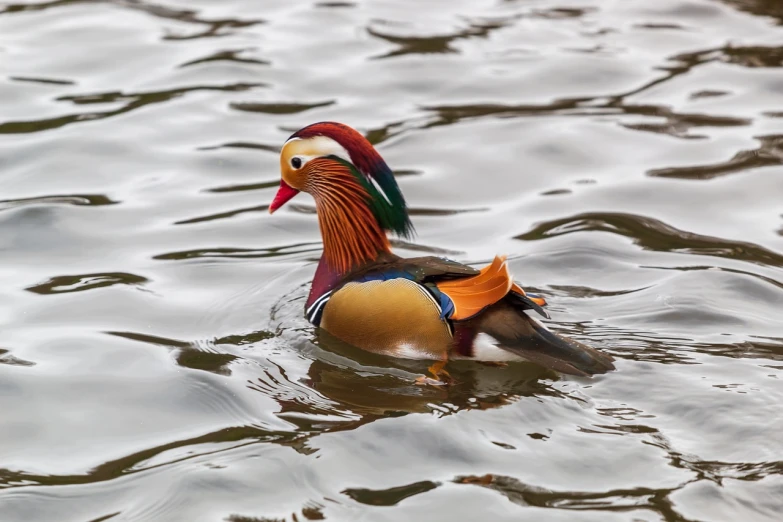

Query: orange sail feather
[{"left": 435, "top": 256, "right": 514, "bottom": 320}]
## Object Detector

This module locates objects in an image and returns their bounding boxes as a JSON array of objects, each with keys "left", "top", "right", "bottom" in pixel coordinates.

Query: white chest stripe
[{"left": 306, "top": 290, "right": 333, "bottom": 324}]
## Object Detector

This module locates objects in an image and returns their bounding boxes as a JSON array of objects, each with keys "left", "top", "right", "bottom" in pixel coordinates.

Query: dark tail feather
[
  {"left": 475, "top": 303, "right": 615, "bottom": 376},
  {"left": 509, "top": 291, "right": 550, "bottom": 319},
  {"left": 519, "top": 319, "right": 615, "bottom": 376}
]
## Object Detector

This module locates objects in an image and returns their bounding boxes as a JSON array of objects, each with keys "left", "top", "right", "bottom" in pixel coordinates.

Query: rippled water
[{"left": 1, "top": 0, "right": 782, "bottom": 520}]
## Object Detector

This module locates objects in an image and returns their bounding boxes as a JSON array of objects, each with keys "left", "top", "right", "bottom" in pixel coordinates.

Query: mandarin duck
[{"left": 269, "top": 122, "right": 615, "bottom": 383}]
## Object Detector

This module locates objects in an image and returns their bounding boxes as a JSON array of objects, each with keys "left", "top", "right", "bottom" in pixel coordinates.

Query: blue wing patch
[{"left": 424, "top": 283, "right": 455, "bottom": 320}]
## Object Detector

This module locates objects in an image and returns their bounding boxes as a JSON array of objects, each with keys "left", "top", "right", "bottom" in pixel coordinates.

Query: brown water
[{"left": 1, "top": 0, "right": 782, "bottom": 520}]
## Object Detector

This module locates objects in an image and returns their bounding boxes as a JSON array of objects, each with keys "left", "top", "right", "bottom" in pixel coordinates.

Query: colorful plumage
[{"left": 270, "top": 121, "right": 615, "bottom": 381}]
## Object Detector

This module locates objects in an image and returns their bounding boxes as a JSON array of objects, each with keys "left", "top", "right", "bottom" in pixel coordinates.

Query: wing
[{"left": 343, "top": 255, "right": 479, "bottom": 284}]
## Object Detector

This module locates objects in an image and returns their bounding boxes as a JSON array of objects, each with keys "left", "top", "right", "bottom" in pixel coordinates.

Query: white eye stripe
[
  {"left": 284, "top": 136, "right": 394, "bottom": 203},
  {"left": 285, "top": 136, "right": 352, "bottom": 165}
]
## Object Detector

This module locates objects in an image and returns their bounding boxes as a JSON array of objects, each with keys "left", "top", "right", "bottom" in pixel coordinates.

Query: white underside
[
  {"left": 395, "top": 342, "right": 434, "bottom": 359},
  {"left": 394, "top": 334, "right": 528, "bottom": 362},
  {"left": 451, "top": 333, "right": 528, "bottom": 362}
]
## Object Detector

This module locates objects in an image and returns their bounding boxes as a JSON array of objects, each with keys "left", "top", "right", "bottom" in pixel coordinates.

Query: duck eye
[{"left": 291, "top": 157, "right": 302, "bottom": 169}]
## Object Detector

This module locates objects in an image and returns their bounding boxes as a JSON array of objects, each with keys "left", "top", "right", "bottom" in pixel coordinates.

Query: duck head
[{"left": 270, "top": 122, "right": 413, "bottom": 273}]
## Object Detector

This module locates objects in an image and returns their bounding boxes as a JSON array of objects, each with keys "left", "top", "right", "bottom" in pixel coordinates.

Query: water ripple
[
  {"left": 649, "top": 134, "right": 783, "bottom": 178},
  {"left": 26, "top": 272, "right": 148, "bottom": 295},
  {"left": 0, "top": 194, "right": 117, "bottom": 210},
  {"left": 0, "top": 83, "right": 264, "bottom": 135},
  {"left": 230, "top": 101, "right": 336, "bottom": 115},
  {"left": 516, "top": 212, "right": 783, "bottom": 266}
]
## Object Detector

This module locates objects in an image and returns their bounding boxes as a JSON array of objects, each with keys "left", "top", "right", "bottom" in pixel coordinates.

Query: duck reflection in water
[{"left": 258, "top": 329, "right": 566, "bottom": 425}]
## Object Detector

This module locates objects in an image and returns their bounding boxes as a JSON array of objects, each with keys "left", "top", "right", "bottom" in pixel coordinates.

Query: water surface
[{"left": 1, "top": 0, "right": 782, "bottom": 521}]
